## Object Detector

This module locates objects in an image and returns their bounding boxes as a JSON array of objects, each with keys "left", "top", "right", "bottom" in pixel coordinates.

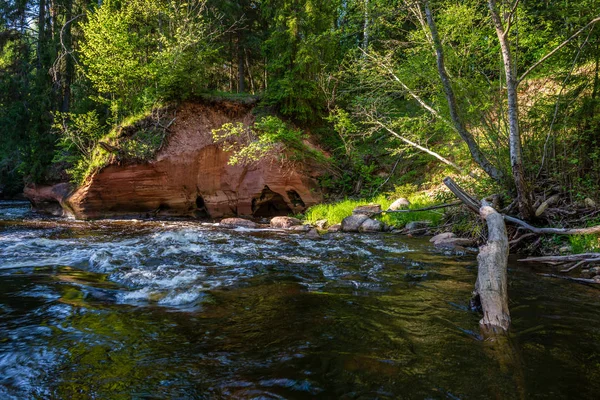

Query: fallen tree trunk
[
  {"left": 475, "top": 200, "right": 511, "bottom": 332},
  {"left": 442, "top": 177, "right": 480, "bottom": 214},
  {"left": 503, "top": 215, "right": 600, "bottom": 235},
  {"left": 518, "top": 253, "right": 600, "bottom": 264},
  {"left": 540, "top": 274, "right": 600, "bottom": 285}
]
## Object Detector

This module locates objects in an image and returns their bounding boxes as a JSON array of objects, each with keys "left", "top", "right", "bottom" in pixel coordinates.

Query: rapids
[{"left": 1, "top": 201, "right": 600, "bottom": 399}]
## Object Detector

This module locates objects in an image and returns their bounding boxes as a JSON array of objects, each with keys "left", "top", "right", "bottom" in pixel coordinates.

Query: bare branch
[
  {"left": 518, "top": 16, "right": 600, "bottom": 84},
  {"left": 503, "top": 0, "right": 520, "bottom": 37},
  {"left": 369, "top": 119, "right": 465, "bottom": 174},
  {"left": 504, "top": 215, "right": 600, "bottom": 235}
]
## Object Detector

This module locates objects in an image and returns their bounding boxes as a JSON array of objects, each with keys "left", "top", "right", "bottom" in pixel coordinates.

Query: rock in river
[
  {"left": 270, "top": 216, "right": 302, "bottom": 229},
  {"left": 220, "top": 218, "right": 258, "bottom": 229},
  {"left": 341, "top": 214, "right": 370, "bottom": 232},
  {"left": 358, "top": 218, "right": 384, "bottom": 233}
]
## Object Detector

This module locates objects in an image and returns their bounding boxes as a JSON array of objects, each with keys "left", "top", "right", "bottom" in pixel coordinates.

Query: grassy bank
[{"left": 304, "top": 192, "right": 444, "bottom": 228}]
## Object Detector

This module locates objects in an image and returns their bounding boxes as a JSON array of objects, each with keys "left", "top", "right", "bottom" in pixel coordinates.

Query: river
[{"left": 1, "top": 200, "right": 600, "bottom": 399}]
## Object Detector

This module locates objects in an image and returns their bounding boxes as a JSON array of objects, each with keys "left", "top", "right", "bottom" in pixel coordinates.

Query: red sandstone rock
[
  {"left": 24, "top": 183, "right": 73, "bottom": 216},
  {"left": 37, "top": 101, "right": 324, "bottom": 219}
]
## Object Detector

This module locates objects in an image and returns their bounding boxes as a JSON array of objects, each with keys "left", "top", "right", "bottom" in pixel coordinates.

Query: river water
[{"left": 1, "top": 201, "right": 600, "bottom": 399}]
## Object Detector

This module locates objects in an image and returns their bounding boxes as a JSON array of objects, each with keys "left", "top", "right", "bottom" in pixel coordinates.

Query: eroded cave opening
[
  {"left": 194, "top": 194, "right": 210, "bottom": 218},
  {"left": 251, "top": 185, "right": 292, "bottom": 217},
  {"left": 286, "top": 190, "right": 305, "bottom": 208}
]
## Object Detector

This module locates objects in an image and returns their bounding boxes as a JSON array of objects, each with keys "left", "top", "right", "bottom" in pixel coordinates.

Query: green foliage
[
  {"left": 261, "top": 0, "right": 342, "bottom": 121},
  {"left": 212, "top": 116, "right": 326, "bottom": 166},
  {"left": 53, "top": 108, "right": 168, "bottom": 184},
  {"left": 53, "top": 110, "right": 106, "bottom": 184},
  {"left": 569, "top": 235, "right": 600, "bottom": 254},
  {"left": 80, "top": 0, "right": 214, "bottom": 118}
]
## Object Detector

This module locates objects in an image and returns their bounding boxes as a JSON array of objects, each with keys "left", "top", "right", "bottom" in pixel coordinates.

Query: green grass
[
  {"left": 569, "top": 234, "right": 600, "bottom": 253},
  {"left": 304, "top": 192, "right": 444, "bottom": 228}
]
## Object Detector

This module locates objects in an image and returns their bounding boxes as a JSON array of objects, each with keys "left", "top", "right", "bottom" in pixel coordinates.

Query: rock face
[
  {"left": 24, "top": 183, "right": 73, "bottom": 216},
  {"left": 270, "top": 216, "right": 302, "bottom": 229},
  {"left": 42, "top": 101, "right": 323, "bottom": 219}
]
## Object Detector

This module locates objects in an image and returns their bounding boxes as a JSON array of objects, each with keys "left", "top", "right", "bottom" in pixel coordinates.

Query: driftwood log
[
  {"left": 475, "top": 200, "right": 511, "bottom": 332},
  {"left": 443, "top": 177, "right": 511, "bottom": 331}
]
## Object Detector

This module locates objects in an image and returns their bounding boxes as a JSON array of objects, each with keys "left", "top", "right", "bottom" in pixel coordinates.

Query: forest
[{"left": 0, "top": 0, "right": 598, "bottom": 202}]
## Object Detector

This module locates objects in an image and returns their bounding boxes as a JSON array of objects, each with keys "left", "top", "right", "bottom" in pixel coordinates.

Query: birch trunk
[
  {"left": 488, "top": 0, "right": 533, "bottom": 219},
  {"left": 423, "top": 1, "right": 504, "bottom": 184}
]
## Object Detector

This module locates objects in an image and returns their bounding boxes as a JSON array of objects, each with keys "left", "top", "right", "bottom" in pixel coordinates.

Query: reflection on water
[{"left": 1, "top": 201, "right": 600, "bottom": 398}]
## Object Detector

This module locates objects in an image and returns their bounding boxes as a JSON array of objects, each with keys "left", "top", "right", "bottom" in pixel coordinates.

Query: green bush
[{"left": 212, "top": 116, "right": 326, "bottom": 166}]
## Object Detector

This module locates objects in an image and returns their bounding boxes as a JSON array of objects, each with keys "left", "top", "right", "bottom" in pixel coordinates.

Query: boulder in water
[
  {"left": 405, "top": 220, "right": 433, "bottom": 235},
  {"left": 289, "top": 224, "right": 311, "bottom": 232},
  {"left": 307, "top": 228, "right": 321, "bottom": 239},
  {"left": 220, "top": 218, "right": 257, "bottom": 229},
  {"left": 341, "top": 214, "right": 369, "bottom": 232},
  {"left": 430, "top": 232, "right": 456, "bottom": 243},
  {"left": 270, "top": 216, "right": 302, "bottom": 229},
  {"left": 328, "top": 224, "right": 342, "bottom": 232},
  {"left": 358, "top": 218, "right": 384, "bottom": 233}
]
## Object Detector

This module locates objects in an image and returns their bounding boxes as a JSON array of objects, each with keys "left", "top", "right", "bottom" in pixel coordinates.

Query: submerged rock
[
  {"left": 328, "top": 224, "right": 342, "bottom": 232},
  {"left": 405, "top": 220, "right": 433, "bottom": 235},
  {"left": 388, "top": 198, "right": 410, "bottom": 211},
  {"left": 430, "top": 232, "right": 456, "bottom": 243},
  {"left": 289, "top": 224, "right": 311, "bottom": 232},
  {"left": 220, "top": 218, "right": 257, "bottom": 229},
  {"left": 270, "top": 216, "right": 302, "bottom": 229},
  {"left": 341, "top": 214, "right": 370, "bottom": 232}
]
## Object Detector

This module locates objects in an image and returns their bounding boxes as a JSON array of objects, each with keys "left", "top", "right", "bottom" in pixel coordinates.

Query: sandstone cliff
[{"left": 27, "top": 100, "right": 324, "bottom": 219}]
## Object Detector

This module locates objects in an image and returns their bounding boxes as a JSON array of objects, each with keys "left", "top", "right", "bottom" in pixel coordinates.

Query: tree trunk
[
  {"left": 61, "top": 0, "right": 73, "bottom": 112},
  {"left": 488, "top": 0, "right": 533, "bottom": 219},
  {"left": 442, "top": 178, "right": 511, "bottom": 332},
  {"left": 362, "top": 0, "right": 370, "bottom": 51},
  {"left": 476, "top": 200, "right": 511, "bottom": 332},
  {"left": 237, "top": 31, "right": 245, "bottom": 93},
  {"left": 423, "top": 1, "right": 505, "bottom": 184},
  {"left": 37, "top": 0, "right": 46, "bottom": 70}
]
